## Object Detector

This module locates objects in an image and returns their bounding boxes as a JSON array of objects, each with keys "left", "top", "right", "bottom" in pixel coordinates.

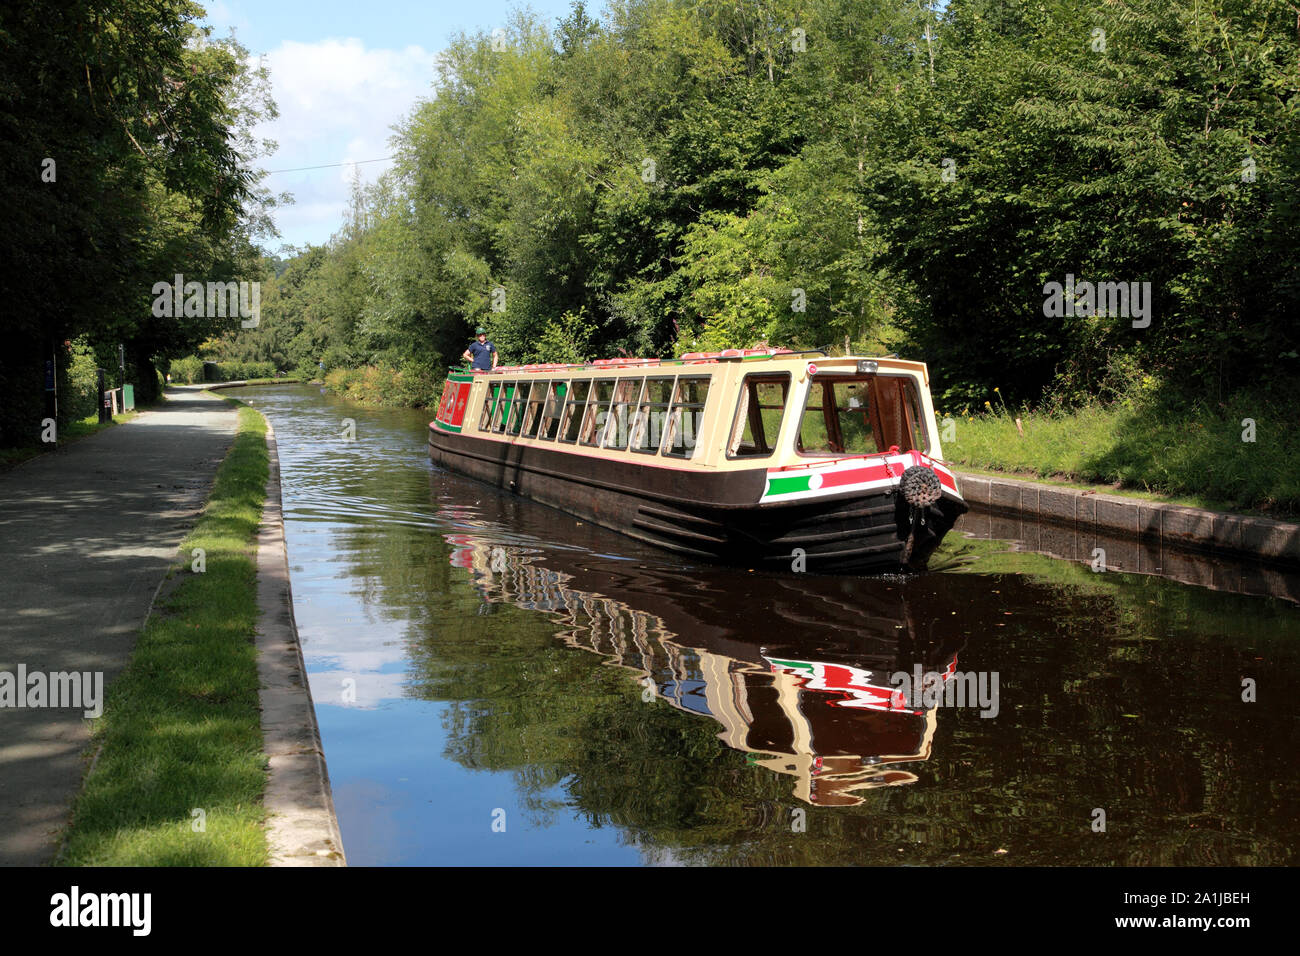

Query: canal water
[{"left": 227, "top": 384, "right": 1300, "bottom": 866}]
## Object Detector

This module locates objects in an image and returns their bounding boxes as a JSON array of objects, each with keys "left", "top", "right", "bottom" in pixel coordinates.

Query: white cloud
[{"left": 253, "top": 38, "right": 435, "bottom": 250}]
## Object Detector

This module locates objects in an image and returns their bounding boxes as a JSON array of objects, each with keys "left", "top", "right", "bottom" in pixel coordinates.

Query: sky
[{"left": 201, "top": 1, "right": 578, "bottom": 254}]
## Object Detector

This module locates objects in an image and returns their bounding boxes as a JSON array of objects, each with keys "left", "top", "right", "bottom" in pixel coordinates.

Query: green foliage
[
  {"left": 0, "top": 2, "right": 282, "bottom": 447},
  {"left": 536, "top": 310, "right": 598, "bottom": 363},
  {"left": 168, "top": 356, "right": 277, "bottom": 383},
  {"left": 16, "top": 0, "right": 1294, "bottom": 437},
  {"left": 168, "top": 356, "right": 205, "bottom": 385},
  {"left": 944, "top": 382, "right": 1300, "bottom": 515},
  {"left": 216, "top": 360, "right": 277, "bottom": 381},
  {"left": 64, "top": 337, "right": 101, "bottom": 421},
  {"left": 865, "top": 0, "right": 1300, "bottom": 403},
  {"left": 217, "top": 0, "right": 1296, "bottom": 420},
  {"left": 323, "top": 361, "right": 446, "bottom": 408}
]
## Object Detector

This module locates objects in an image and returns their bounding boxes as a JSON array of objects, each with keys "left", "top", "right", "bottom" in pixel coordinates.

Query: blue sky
[{"left": 201, "top": 1, "right": 578, "bottom": 253}]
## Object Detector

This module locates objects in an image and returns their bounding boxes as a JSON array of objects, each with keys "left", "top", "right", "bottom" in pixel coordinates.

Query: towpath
[{"left": 0, "top": 387, "right": 237, "bottom": 864}]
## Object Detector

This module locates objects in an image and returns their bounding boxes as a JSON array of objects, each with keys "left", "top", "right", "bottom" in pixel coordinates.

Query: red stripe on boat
[{"left": 820, "top": 462, "right": 893, "bottom": 488}]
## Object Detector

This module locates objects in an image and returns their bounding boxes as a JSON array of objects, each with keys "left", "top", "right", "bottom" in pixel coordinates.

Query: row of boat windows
[
  {"left": 476, "top": 372, "right": 930, "bottom": 459},
  {"left": 479, "top": 376, "right": 710, "bottom": 458}
]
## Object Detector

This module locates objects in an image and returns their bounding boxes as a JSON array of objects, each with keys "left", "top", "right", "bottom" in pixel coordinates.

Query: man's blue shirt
[{"left": 468, "top": 340, "right": 496, "bottom": 370}]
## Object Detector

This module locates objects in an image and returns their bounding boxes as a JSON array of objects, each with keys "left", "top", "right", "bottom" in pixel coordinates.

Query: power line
[{"left": 263, "top": 157, "right": 394, "bottom": 174}]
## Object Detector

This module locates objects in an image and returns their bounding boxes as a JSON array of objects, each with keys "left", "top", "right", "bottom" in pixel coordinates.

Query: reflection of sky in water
[
  {"left": 318, "top": 699, "right": 641, "bottom": 866},
  {"left": 287, "top": 507, "right": 650, "bottom": 864}
]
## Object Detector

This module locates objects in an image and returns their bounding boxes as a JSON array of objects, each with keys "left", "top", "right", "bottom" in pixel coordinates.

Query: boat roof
[{"left": 480, "top": 348, "right": 928, "bottom": 376}]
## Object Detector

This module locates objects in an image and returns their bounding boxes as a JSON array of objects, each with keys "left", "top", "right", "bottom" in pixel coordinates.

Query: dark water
[{"left": 228, "top": 384, "right": 1300, "bottom": 866}]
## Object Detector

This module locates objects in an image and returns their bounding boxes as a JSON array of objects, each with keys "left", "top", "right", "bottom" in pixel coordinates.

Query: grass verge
[
  {"left": 58, "top": 403, "right": 270, "bottom": 865},
  {"left": 323, "top": 361, "right": 443, "bottom": 408},
  {"left": 0, "top": 410, "right": 139, "bottom": 471},
  {"left": 942, "top": 389, "right": 1300, "bottom": 517}
]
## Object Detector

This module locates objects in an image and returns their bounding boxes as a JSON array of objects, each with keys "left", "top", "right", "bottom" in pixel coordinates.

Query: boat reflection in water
[{"left": 445, "top": 529, "right": 982, "bottom": 807}]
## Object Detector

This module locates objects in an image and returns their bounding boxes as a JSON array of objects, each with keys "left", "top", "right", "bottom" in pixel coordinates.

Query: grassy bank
[
  {"left": 943, "top": 389, "right": 1300, "bottom": 517},
  {"left": 323, "top": 361, "right": 444, "bottom": 408},
  {"left": 0, "top": 410, "right": 139, "bottom": 471},
  {"left": 59, "top": 403, "right": 270, "bottom": 865}
]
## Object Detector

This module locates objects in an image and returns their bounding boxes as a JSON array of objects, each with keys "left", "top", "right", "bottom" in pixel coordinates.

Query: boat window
[
  {"left": 727, "top": 373, "right": 790, "bottom": 459},
  {"left": 521, "top": 381, "right": 550, "bottom": 439},
  {"left": 797, "top": 375, "right": 929, "bottom": 456},
  {"left": 601, "top": 377, "right": 644, "bottom": 450},
  {"left": 538, "top": 381, "right": 567, "bottom": 441},
  {"left": 579, "top": 380, "right": 616, "bottom": 447},
  {"left": 504, "top": 382, "right": 527, "bottom": 436},
  {"left": 491, "top": 383, "right": 516, "bottom": 433},
  {"left": 480, "top": 382, "right": 502, "bottom": 431},
  {"left": 873, "top": 375, "right": 929, "bottom": 453},
  {"left": 630, "top": 377, "right": 675, "bottom": 454},
  {"left": 662, "top": 377, "right": 710, "bottom": 458},
  {"left": 798, "top": 377, "right": 876, "bottom": 455},
  {"left": 559, "top": 380, "right": 591, "bottom": 443}
]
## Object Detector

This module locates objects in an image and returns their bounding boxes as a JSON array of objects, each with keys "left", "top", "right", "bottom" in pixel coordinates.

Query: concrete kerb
[
  {"left": 254, "top": 416, "right": 346, "bottom": 866},
  {"left": 956, "top": 471, "right": 1300, "bottom": 567}
]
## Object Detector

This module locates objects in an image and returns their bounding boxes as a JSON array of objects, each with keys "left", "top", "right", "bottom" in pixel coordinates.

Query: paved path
[{"left": 0, "top": 388, "right": 237, "bottom": 865}]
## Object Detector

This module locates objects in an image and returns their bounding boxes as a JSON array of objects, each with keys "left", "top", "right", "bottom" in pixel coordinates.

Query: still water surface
[{"left": 227, "top": 384, "right": 1300, "bottom": 866}]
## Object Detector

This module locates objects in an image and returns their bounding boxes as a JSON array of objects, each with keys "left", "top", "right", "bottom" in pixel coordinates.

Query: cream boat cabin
[{"left": 429, "top": 348, "right": 967, "bottom": 572}]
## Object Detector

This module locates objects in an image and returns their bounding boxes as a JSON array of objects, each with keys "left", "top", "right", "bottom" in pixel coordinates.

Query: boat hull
[{"left": 429, "top": 426, "right": 966, "bottom": 573}]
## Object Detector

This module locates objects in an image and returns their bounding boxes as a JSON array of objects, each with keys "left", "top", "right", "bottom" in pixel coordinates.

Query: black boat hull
[{"left": 429, "top": 425, "right": 966, "bottom": 573}]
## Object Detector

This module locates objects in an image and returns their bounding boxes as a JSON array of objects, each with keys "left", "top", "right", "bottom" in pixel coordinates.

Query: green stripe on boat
[{"left": 765, "top": 474, "right": 811, "bottom": 497}]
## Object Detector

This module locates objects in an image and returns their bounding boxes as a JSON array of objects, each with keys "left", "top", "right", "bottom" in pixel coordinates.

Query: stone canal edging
[
  {"left": 956, "top": 471, "right": 1300, "bottom": 567},
  {"left": 254, "top": 415, "right": 346, "bottom": 865}
]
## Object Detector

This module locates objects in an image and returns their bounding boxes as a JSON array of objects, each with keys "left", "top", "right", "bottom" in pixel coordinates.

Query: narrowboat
[{"left": 429, "top": 348, "right": 967, "bottom": 573}]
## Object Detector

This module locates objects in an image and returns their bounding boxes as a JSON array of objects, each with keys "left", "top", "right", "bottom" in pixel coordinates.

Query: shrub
[
  {"left": 217, "top": 360, "right": 276, "bottom": 381},
  {"left": 65, "top": 337, "right": 100, "bottom": 420},
  {"left": 169, "top": 356, "right": 204, "bottom": 384},
  {"left": 322, "top": 361, "right": 446, "bottom": 408}
]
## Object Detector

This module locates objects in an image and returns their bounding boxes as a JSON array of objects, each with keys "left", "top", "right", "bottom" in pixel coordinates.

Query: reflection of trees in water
[{"left": 387, "top": 519, "right": 1300, "bottom": 864}]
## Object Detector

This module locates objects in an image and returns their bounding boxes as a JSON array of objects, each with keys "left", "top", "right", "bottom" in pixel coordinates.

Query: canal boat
[{"left": 429, "top": 348, "right": 967, "bottom": 573}]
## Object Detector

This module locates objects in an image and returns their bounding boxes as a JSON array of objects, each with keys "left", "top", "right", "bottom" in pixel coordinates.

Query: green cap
[{"left": 475, "top": 326, "right": 487, "bottom": 335}]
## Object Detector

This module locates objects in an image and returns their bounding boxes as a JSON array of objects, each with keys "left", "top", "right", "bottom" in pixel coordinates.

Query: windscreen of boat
[
  {"left": 728, "top": 373, "right": 790, "bottom": 458},
  {"left": 797, "top": 373, "right": 929, "bottom": 456}
]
